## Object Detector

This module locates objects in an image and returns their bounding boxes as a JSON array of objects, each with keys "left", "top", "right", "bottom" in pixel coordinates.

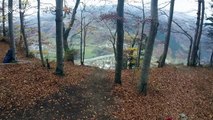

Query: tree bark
[
  {"left": 137, "top": 0, "right": 146, "bottom": 67},
  {"left": 55, "top": 0, "right": 64, "bottom": 75},
  {"left": 191, "top": 1, "right": 201, "bottom": 64},
  {"left": 80, "top": 9, "right": 83, "bottom": 65},
  {"left": 114, "top": 0, "right": 124, "bottom": 84},
  {"left": 137, "top": 22, "right": 145, "bottom": 67},
  {"left": 2, "top": 0, "right": 6, "bottom": 37},
  {"left": 19, "top": 0, "right": 29, "bottom": 57},
  {"left": 8, "top": 0, "right": 16, "bottom": 61},
  {"left": 103, "top": 21, "right": 117, "bottom": 60},
  {"left": 37, "top": 0, "right": 45, "bottom": 66},
  {"left": 158, "top": 10, "right": 193, "bottom": 66},
  {"left": 82, "top": 18, "right": 87, "bottom": 65},
  {"left": 158, "top": 0, "right": 175, "bottom": 67},
  {"left": 196, "top": 0, "right": 205, "bottom": 66},
  {"left": 210, "top": 50, "right": 213, "bottom": 67},
  {"left": 63, "top": 0, "right": 80, "bottom": 51},
  {"left": 189, "top": 0, "right": 205, "bottom": 66},
  {"left": 187, "top": 36, "right": 193, "bottom": 65},
  {"left": 139, "top": 0, "right": 158, "bottom": 95}
]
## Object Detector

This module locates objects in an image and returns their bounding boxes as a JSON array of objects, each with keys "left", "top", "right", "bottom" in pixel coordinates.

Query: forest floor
[{"left": 0, "top": 41, "right": 213, "bottom": 120}]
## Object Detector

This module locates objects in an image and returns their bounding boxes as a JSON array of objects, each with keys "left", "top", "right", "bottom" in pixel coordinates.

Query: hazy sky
[
  {"left": 133, "top": 0, "right": 212, "bottom": 15},
  {"left": 25, "top": 0, "right": 212, "bottom": 17},
  {"left": 60, "top": 0, "right": 212, "bottom": 14}
]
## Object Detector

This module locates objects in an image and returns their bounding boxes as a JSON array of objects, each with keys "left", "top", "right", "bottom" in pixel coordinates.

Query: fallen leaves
[
  {"left": 1, "top": 41, "right": 213, "bottom": 119},
  {"left": 111, "top": 66, "right": 213, "bottom": 119}
]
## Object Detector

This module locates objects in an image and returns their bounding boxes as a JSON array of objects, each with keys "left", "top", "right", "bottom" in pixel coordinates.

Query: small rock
[{"left": 179, "top": 113, "right": 188, "bottom": 120}]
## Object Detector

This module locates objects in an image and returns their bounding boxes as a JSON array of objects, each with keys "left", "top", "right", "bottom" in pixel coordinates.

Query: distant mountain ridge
[{"left": 9, "top": 4, "right": 212, "bottom": 65}]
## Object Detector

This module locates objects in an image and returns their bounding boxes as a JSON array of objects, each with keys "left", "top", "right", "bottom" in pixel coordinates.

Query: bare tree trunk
[
  {"left": 137, "top": 0, "right": 146, "bottom": 67},
  {"left": 158, "top": 0, "right": 175, "bottom": 67},
  {"left": 19, "top": 0, "right": 29, "bottom": 57},
  {"left": 63, "top": 0, "right": 80, "bottom": 51},
  {"left": 112, "top": 39, "right": 116, "bottom": 60},
  {"left": 189, "top": 2, "right": 200, "bottom": 66},
  {"left": 139, "top": 0, "right": 158, "bottom": 95},
  {"left": 80, "top": 9, "right": 83, "bottom": 65},
  {"left": 37, "top": 0, "right": 45, "bottom": 66},
  {"left": 82, "top": 18, "right": 87, "bottom": 65},
  {"left": 189, "top": 0, "right": 205, "bottom": 66},
  {"left": 130, "top": 30, "right": 139, "bottom": 48},
  {"left": 55, "top": 0, "right": 64, "bottom": 75},
  {"left": 158, "top": 10, "right": 193, "bottom": 65},
  {"left": 198, "top": 46, "right": 201, "bottom": 66},
  {"left": 103, "top": 21, "right": 117, "bottom": 60},
  {"left": 2, "top": 0, "right": 6, "bottom": 37},
  {"left": 187, "top": 36, "right": 193, "bottom": 65},
  {"left": 114, "top": 0, "right": 124, "bottom": 84},
  {"left": 8, "top": 0, "right": 16, "bottom": 61},
  {"left": 81, "top": 16, "right": 91, "bottom": 65},
  {"left": 137, "top": 22, "right": 145, "bottom": 67},
  {"left": 196, "top": 0, "right": 205, "bottom": 66},
  {"left": 210, "top": 50, "right": 213, "bottom": 67}
]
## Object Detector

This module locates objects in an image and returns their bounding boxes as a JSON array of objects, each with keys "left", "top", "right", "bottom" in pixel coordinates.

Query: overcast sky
[
  {"left": 64, "top": 0, "right": 211, "bottom": 14},
  {"left": 25, "top": 0, "right": 212, "bottom": 17}
]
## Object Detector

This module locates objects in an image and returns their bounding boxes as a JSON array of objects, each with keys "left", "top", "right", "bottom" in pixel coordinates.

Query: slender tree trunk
[
  {"left": 137, "top": 39, "right": 142, "bottom": 67},
  {"left": 19, "top": 0, "right": 29, "bottom": 57},
  {"left": 104, "top": 21, "right": 117, "bottom": 60},
  {"left": 55, "top": 0, "right": 64, "bottom": 75},
  {"left": 191, "top": 1, "right": 201, "bottom": 63},
  {"left": 137, "top": 22, "right": 145, "bottom": 67},
  {"left": 63, "top": 0, "right": 80, "bottom": 51},
  {"left": 114, "top": 0, "right": 124, "bottom": 84},
  {"left": 80, "top": 10, "right": 83, "bottom": 65},
  {"left": 2, "top": 0, "right": 6, "bottom": 37},
  {"left": 130, "top": 30, "right": 139, "bottom": 48},
  {"left": 139, "top": 0, "right": 158, "bottom": 95},
  {"left": 82, "top": 19, "right": 86, "bottom": 65},
  {"left": 189, "top": 0, "right": 205, "bottom": 66},
  {"left": 187, "top": 36, "right": 193, "bottom": 65},
  {"left": 210, "top": 50, "right": 213, "bottom": 67},
  {"left": 196, "top": 0, "right": 205, "bottom": 66},
  {"left": 37, "top": 0, "right": 45, "bottom": 67},
  {"left": 159, "top": 10, "right": 193, "bottom": 66},
  {"left": 112, "top": 39, "right": 116, "bottom": 60},
  {"left": 198, "top": 47, "right": 201, "bottom": 66},
  {"left": 8, "top": 0, "right": 16, "bottom": 61},
  {"left": 158, "top": 0, "right": 175, "bottom": 67},
  {"left": 63, "top": 31, "right": 69, "bottom": 51},
  {"left": 137, "top": 0, "right": 146, "bottom": 67}
]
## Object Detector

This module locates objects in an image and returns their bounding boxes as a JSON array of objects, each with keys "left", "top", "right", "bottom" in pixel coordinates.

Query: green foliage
[
  {"left": 72, "top": 45, "right": 97, "bottom": 59},
  {"left": 126, "top": 47, "right": 138, "bottom": 68},
  {"left": 64, "top": 49, "right": 78, "bottom": 61},
  {"left": 84, "top": 47, "right": 96, "bottom": 58},
  {"left": 92, "top": 47, "right": 111, "bottom": 57}
]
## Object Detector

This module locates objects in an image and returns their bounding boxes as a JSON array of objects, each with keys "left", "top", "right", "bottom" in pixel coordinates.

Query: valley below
[{"left": 7, "top": 1, "right": 212, "bottom": 68}]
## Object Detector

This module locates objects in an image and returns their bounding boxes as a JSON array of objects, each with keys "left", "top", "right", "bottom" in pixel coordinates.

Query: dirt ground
[
  {"left": 0, "top": 41, "right": 213, "bottom": 120},
  {"left": 0, "top": 67, "right": 116, "bottom": 120},
  {"left": 0, "top": 42, "right": 117, "bottom": 119}
]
